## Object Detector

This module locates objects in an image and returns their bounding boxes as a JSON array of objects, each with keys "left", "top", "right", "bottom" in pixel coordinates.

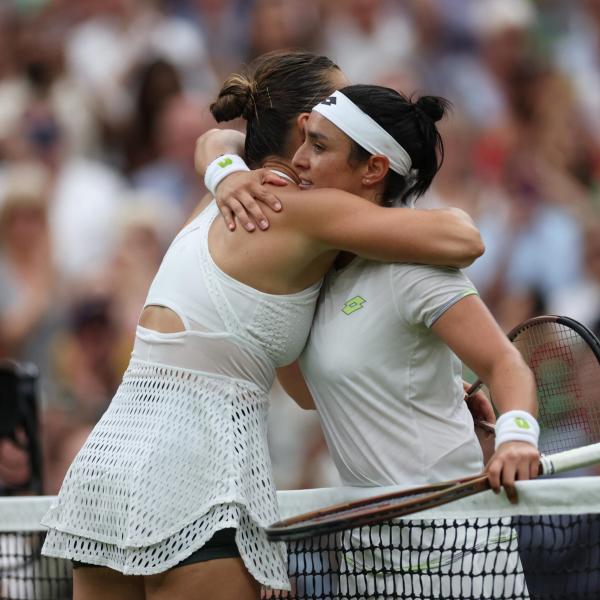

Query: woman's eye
[{"left": 312, "top": 143, "right": 324, "bottom": 153}]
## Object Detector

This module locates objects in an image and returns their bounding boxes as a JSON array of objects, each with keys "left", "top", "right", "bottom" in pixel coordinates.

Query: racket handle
[
  {"left": 474, "top": 419, "right": 496, "bottom": 434},
  {"left": 465, "top": 379, "right": 483, "bottom": 397},
  {"left": 539, "top": 442, "right": 600, "bottom": 475}
]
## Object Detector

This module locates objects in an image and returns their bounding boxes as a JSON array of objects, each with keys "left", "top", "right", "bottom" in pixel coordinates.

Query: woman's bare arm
[
  {"left": 194, "top": 128, "right": 246, "bottom": 172},
  {"left": 280, "top": 189, "right": 484, "bottom": 268},
  {"left": 195, "top": 130, "right": 286, "bottom": 231},
  {"left": 276, "top": 362, "right": 315, "bottom": 410},
  {"left": 431, "top": 295, "right": 539, "bottom": 500},
  {"left": 194, "top": 131, "right": 485, "bottom": 267}
]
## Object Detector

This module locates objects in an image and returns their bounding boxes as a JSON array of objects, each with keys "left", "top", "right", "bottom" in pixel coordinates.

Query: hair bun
[
  {"left": 210, "top": 74, "right": 256, "bottom": 122},
  {"left": 415, "top": 96, "right": 450, "bottom": 123}
]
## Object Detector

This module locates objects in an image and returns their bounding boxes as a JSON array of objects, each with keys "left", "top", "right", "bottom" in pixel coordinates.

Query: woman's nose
[{"left": 292, "top": 146, "right": 308, "bottom": 170}]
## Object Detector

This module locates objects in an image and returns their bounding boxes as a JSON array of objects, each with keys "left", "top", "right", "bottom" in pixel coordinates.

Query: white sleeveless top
[{"left": 41, "top": 202, "right": 321, "bottom": 589}]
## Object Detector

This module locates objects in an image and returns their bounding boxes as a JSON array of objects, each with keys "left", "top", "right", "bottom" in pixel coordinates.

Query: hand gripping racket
[
  {"left": 469, "top": 315, "right": 600, "bottom": 454},
  {"left": 265, "top": 442, "right": 600, "bottom": 541}
]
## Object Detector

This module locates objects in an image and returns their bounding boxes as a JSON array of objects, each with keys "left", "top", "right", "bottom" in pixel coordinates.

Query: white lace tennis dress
[{"left": 41, "top": 201, "right": 321, "bottom": 590}]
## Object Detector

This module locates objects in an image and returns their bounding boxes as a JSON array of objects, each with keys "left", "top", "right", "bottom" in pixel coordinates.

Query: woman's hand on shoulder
[
  {"left": 485, "top": 441, "right": 540, "bottom": 503},
  {"left": 215, "top": 170, "right": 288, "bottom": 232}
]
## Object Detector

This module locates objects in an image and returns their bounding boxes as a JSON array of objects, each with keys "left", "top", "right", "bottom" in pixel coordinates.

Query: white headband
[{"left": 313, "top": 91, "right": 415, "bottom": 177}]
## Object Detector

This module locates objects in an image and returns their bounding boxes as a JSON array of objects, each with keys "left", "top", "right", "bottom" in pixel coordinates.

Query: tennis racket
[
  {"left": 266, "top": 442, "right": 600, "bottom": 541},
  {"left": 469, "top": 315, "right": 600, "bottom": 453}
]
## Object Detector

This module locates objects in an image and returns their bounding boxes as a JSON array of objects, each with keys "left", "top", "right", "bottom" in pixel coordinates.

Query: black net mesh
[
  {"left": 276, "top": 514, "right": 600, "bottom": 599},
  {"left": 2, "top": 512, "right": 599, "bottom": 599},
  {"left": 0, "top": 532, "right": 71, "bottom": 600}
]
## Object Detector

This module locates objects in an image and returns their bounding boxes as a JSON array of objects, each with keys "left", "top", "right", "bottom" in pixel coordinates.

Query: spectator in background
[
  {"left": 42, "top": 294, "right": 127, "bottom": 494},
  {"left": 65, "top": 0, "right": 217, "bottom": 131},
  {"left": 553, "top": 0, "right": 600, "bottom": 146},
  {"left": 0, "top": 9, "right": 99, "bottom": 160},
  {"left": 0, "top": 435, "right": 31, "bottom": 494},
  {"left": 436, "top": 0, "right": 536, "bottom": 133},
  {"left": 247, "top": 0, "right": 321, "bottom": 59},
  {"left": 187, "top": 0, "right": 251, "bottom": 77},
  {"left": 121, "top": 58, "right": 183, "bottom": 173},
  {"left": 419, "top": 114, "right": 511, "bottom": 303},
  {"left": 0, "top": 163, "right": 63, "bottom": 376},
  {"left": 549, "top": 220, "right": 600, "bottom": 338},
  {"left": 491, "top": 158, "right": 583, "bottom": 328},
  {"left": 132, "top": 93, "right": 215, "bottom": 216},
  {"left": 0, "top": 5, "right": 15, "bottom": 82},
  {"left": 2, "top": 98, "right": 126, "bottom": 280},
  {"left": 424, "top": 20, "right": 591, "bottom": 326},
  {"left": 320, "top": 0, "right": 416, "bottom": 84},
  {"left": 51, "top": 296, "right": 127, "bottom": 422},
  {"left": 103, "top": 195, "right": 176, "bottom": 339},
  {"left": 482, "top": 58, "right": 589, "bottom": 327}
]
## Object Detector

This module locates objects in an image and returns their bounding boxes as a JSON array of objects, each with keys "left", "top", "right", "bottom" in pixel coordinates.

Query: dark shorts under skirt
[{"left": 72, "top": 528, "right": 240, "bottom": 570}]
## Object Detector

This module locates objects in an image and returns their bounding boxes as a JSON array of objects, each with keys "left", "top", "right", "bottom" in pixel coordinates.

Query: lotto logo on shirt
[{"left": 342, "top": 296, "right": 366, "bottom": 315}]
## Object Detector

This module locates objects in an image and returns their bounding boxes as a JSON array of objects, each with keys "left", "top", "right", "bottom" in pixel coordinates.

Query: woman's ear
[
  {"left": 296, "top": 112, "right": 310, "bottom": 133},
  {"left": 362, "top": 155, "right": 390, "bottom": 187}
]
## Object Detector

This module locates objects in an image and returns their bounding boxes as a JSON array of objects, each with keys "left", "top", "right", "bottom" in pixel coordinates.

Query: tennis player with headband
[
  {"left": 200, "top": 85, "right": 540, "bottom": 597},
  {"left": 201, "top": 85, "right": 540, "bottom": 493},
  {"left": 40, "top": 51, "right": 484, "bottom": 600}
]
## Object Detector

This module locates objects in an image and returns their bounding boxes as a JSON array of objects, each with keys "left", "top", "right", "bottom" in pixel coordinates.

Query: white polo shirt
[{"left": 299, "top": 258, "right": 484, "bottom": 487}]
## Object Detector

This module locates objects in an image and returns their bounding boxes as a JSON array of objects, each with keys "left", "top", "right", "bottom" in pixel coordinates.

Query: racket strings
[{"left": 510, "top": 322, "right": 600, "bottom": 455}]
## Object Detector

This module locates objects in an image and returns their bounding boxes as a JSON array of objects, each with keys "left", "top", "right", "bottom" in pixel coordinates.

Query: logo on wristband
[
  {"left": 218, "top": 157, "right": 233, "bottom": 168},
  {"left": 514, "top": 417, "right": 530, "bottom": 430}
]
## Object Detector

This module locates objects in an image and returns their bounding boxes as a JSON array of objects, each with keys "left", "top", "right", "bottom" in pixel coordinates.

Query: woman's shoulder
[{"left": 389, "top": 262, "right": 474, "bottom": 294}]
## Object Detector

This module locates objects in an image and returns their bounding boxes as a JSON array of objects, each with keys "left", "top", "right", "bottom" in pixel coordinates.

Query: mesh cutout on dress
[
  {"left": 42, "top": 361, "right": 289, "bottom": 588},
  {"left": 43, "top": 503, "right": 289, "bottom": 588},
  {"left": 42, "top": 202, "right": 322, "bottom": 591}
]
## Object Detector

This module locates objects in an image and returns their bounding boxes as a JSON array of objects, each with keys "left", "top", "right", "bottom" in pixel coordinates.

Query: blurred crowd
[{"left": 0, "top": 0, "right": 599, "bottom": 495}]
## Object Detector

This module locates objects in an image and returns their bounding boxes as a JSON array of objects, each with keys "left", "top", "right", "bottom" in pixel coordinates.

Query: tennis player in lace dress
[{"left": 40, "top": 51, "right": 483, "bottom": 600}]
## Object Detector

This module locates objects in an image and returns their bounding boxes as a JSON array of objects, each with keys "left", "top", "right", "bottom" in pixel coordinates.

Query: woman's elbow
[
  {"left": 453, "top": 216, "right": 485, "bottom": 267},
  {"left": 448, "top": 231, "right": 485, "bottom": 268},
  {"left": 462, "top": 229, "right": 485, "bottom": 267},
  {"left": 441, "top": 208, "right": 485, "bottom": 267}
]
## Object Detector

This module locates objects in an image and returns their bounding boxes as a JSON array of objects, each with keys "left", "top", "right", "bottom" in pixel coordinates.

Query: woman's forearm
[
  {"left": 276, "top": 363, "right": 316, "bottom": 410},
  {"left": 432, "top": 295, "right": 537, "bottom": 418},
  {"left": 194, "top": 129, "right": 246, "bottom": 176},
  {"left": 485, "top": 352, "right": 538, "bottom": 418},
  {"left": 197, "top": 151, "right": 485, "bottom": 268},
  {"left": 294, "top": 190, "right": 485, "bottom": 267}
]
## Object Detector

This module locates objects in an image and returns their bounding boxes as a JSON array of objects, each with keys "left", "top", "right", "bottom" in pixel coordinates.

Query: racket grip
[
  {"left": 539, "top": 443, "right": 600, "bottom": 476},
  {"left": 474, "top": 420, "right": 496, "bottom": 434},
  {"left": 465, "top": 379, "right": 483, "bottom": 397}
]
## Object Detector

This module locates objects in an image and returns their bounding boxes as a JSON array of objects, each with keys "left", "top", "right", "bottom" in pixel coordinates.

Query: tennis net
[{"left": 1, "top": 477, "right": 599, "bottom": 599}]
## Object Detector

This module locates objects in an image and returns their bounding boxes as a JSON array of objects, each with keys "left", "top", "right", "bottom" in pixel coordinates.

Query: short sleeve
[{"left": 392, "top": 265, "right": 479, "bottom": 328}]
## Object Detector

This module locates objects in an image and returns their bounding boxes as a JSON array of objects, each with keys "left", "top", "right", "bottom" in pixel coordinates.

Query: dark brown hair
[
  {"left": 342, "top": 85, "right": 450, "bottom": 206},
  {"left": 211, "top": 50, "right": 340, "bottom": 167}
]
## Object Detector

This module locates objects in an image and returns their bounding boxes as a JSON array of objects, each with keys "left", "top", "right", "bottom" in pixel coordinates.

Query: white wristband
[
  {"left": 495, "top": 410, "right": 539, "bottom": 450},
  {"left": 204, "top": 154, "right": 250, "bottom": 197}
]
